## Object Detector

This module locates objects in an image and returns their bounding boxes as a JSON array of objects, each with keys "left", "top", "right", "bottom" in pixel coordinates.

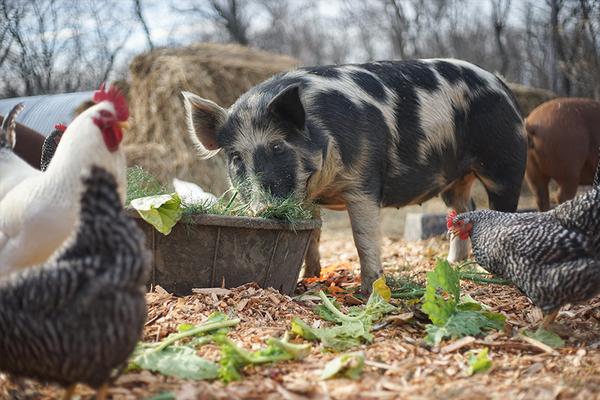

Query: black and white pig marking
[{"left": 182, "top": 58, "right": 527, "bottom": 293}]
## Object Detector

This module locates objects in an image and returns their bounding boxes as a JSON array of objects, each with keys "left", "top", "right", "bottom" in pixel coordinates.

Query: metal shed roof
[{"left": 0, "top": 91, "right": 94, "bottom": 137}]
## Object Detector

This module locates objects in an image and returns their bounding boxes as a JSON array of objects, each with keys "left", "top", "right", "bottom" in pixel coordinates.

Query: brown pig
[{"left": 525, "top": 97, "right": 600, "bottom": 211}]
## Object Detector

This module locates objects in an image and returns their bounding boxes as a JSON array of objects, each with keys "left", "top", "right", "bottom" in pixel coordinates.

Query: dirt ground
[
  {"left": 2, "top": 231, "right": 600, "bottom": 399},
  {"left": 2, "top": 187, "right": 599, "bottom": 400}
]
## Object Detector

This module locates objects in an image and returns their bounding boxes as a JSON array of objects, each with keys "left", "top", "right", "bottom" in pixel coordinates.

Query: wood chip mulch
[{"left": 2, "top": 236, "right": 600, "bottom": 400}]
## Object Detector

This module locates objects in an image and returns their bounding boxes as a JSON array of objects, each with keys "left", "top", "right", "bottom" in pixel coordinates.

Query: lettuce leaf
[
  {"left": 522, "top": 327, "right": 565, "bottom": 348},
  {"left": 422, "top": 260, "right": 505, "bottom": 346},
  {"left": 131, "top": 345, "right": 219, "bottom": 380},
  {"left": 291, "top": 278, "right": 396, "bottom": 352},
  {"left": 321, "top": 352, "right": 365, "bottom": 380},
  {"left": 131, "top": 193, "right": 182, "bottom": 235},
  {"left": 215, "top": 334, "right": 311, "bottom": 383},
  {"left": 467, "top": 348, "right": 492, "bottom": 375}
]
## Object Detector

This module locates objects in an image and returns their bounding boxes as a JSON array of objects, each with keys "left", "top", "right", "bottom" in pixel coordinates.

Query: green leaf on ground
[
  {"left": 131, "top": 345, "right": 219, "bottom": 380},
  {"left": 215, "top": 334, "right": 311, "bottom": 383},
  {"left": 129, "top": 312, "right": 240, "bottom": 380},
  {"left": 292, "top": 279, "right": 396, "bottom": 352},
  {"left": 422, "top": 259, "right": 506, "bottom": 346},
  {"left": 467, "top": 348, "right": 492, "bottom": 375},
  {"left": 320, "top": 352, "right": 366, "bottom": 380},
  {"left": 522, "top": 327, "right": 565, "bottom": 348}
]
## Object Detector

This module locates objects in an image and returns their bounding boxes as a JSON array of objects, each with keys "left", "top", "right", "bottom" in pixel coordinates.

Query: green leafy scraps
[
  {"left": 129, "top": 312, "right": 239, "bottom": 380},
  {"left": 522, "top": 327, "right": 565, "bottom": 348},
  {"left": 132, "top": 345, "right": 219, "bottom": 380},
  {"left": 467, "top": 348, "right": 492, "bottom": 376},
  {"left": 320, "top": 352, "right": 365, "bottom": 380},
  {"left": 131, "top": 193, "right": 182, "bottom": 235},
  {"left": 292, "top": 277, "right": 396, "bottom": 352},
  {"left": 422, "top": 260, "right": 505, "bottom": 346},
  {"left": 215, "top": 333, "right": 311, "bottom": 383}
]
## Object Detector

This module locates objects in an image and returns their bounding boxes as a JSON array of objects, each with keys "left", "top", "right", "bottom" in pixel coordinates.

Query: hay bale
[
  {"left": 507, "top": 83, "right": 558, "bottom": 117},
  {"left": 126, "top": 43, "right": 299, "bottom": 195}
]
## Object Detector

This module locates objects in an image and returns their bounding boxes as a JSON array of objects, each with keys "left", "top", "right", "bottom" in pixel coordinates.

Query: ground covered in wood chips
[{"left": 2, "top": 235, "right": 600, "bottom": 400}]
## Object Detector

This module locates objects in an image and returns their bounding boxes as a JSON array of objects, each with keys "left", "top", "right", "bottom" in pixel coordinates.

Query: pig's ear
[
  {"left": 182, "top": 91, "right": 227, "bottom": 159},
  {"left": 267, "top": 84, "right": 305, "bottom": 131}
]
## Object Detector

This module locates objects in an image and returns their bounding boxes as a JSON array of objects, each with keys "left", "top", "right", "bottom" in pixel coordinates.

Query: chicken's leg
[
  {"left": 63, "top": 384, "right": 76, "bottom": 400},
  {"left": 542, "top": 309, "right": 559, "bottom": 329}
]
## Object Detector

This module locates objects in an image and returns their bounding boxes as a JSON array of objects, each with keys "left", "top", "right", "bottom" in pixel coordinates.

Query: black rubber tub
[{"left": 127, "top": 210, "right": 321, "bottom": 296}]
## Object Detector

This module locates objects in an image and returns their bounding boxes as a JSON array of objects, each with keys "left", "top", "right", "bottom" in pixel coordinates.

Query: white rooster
[
  {"left": 0, "top": 84, "right": 128, "bottom": 276},
  {"left": 0, "top": 103, "right": 41, "bottom": 200}
]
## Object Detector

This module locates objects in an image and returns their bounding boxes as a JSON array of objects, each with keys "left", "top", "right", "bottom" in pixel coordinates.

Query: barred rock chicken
[
  {"left": 0, "top": 103, "right": 41, "bottom": 199},
  {"left": 0, "top": 166, "right": 150, "bottom": 400},
  {"left": 0, "top": 84, "right": 128, "bottom": 275},
  {"left": 40, "top": 123, "right": 66, "bottom": 171},
  {"left": 447, "top": 163, "right": 600, "bottom": 327}
]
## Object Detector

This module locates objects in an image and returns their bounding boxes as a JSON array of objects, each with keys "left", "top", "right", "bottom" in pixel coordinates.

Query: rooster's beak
[{"left": 117, "top": 121, "right": 130, "bottom": 130}]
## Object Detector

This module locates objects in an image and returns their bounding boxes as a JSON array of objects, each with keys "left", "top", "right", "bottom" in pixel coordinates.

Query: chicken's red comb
[
  {"left": 93, "top": 83, "right": 129, "bottom": 122},
  {"left": 54, "top": 123, "right": 67, "bottom": 132},
  {"left": 446, "top": 210, "right": 457, "bottom": 229}
]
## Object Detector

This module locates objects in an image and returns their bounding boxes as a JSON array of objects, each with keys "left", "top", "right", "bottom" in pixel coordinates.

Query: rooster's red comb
[
  {"left": 93, "top": 83, "right": 129, "bottom": 122},
  {"left": 446, "top": 210, "right": 457, "bottom": 229},
  {"left": 54, "top": 123, "right": 67, "bottom": 132}
]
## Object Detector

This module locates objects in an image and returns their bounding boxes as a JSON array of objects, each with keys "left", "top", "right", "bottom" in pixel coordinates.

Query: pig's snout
[{"left": 261, "top": 176, "right": 295, "bottom": 199}]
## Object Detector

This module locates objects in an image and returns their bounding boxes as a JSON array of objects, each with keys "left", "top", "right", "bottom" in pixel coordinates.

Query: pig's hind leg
[{"left": 442, "top": 174, "right": 476, "bottom": 263}]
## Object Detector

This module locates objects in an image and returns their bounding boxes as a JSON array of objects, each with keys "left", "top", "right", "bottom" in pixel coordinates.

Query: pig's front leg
[
  {"left": 304, "top": 208, "right": 322, "bottom": 277},
  {"left": 346, "top": 196, "right": 383, "bottom": 294}
]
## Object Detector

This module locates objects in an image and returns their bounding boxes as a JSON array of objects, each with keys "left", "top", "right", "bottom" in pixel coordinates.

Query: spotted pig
[{"left": 182, "top": 58, "right": 527, "bottom": 293}]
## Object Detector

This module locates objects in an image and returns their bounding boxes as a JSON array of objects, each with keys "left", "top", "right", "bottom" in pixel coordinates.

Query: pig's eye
[
  {"left": 230, "top": 152, "right": 241, "bottom": 164},
  {"left": 272, "top": 142, "right": 285, "bottom": 155}
]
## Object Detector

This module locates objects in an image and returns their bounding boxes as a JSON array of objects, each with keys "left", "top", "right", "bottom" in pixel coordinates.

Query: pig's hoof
[
  {"left": 360, "top": 274, "right": 382, "bottom": 296},
  {"left": 303, "top": 260, "right": 321, "bottom": 278}
]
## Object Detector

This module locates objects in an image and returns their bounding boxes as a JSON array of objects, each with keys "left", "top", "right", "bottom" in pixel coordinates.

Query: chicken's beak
[
  {"left": 117, "top": 121, "right": 130, "bottom": 130},
  {"left": 447, "top": 228, "right": 458, "bottom": 240}
]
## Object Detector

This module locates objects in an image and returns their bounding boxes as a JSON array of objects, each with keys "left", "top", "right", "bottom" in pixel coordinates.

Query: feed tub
[{"left": 128, "top": 210, "right": 321, "bottom": 296}]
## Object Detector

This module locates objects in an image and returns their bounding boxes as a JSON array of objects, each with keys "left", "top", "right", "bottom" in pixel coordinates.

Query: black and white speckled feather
[
  {"left": 40, "top": 128, "right": 63, "bottom": 171},
  {"left": 450, "top": 161, "right": 600, "bottom": 314},
  {"left": 0, "top": 166, "right": 151, "bottom": 389}
]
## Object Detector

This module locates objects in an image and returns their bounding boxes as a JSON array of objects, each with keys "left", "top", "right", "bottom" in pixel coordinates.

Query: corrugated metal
[{"left": 0, "top": 91, "right": 94, "bottom": 137}]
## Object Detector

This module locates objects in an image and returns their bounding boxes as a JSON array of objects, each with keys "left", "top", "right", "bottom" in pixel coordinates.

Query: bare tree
[
  {"left": 491, "top": 0, "right": 512, "bottom": 76},
  {"left": 387, "top": 0, "right": 409, "bottom": 59},
  {"left": 173, "top": 0, "right": 250, "bottom": 45},
  {"left": 548, "top": 0, "right": 571, "bottom": 94},
  {"left": 0, "top": 0, "right": 134, "bottom": 98},
  {"left": 133, "top": 0, "right": 154, "bottom": 50}
]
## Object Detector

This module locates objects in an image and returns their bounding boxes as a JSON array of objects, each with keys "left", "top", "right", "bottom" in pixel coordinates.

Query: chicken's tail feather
[
  {"left": 0, "top": 103, "right": 24, "bottom": 150},
  {"left": 40, "top": 128, "right": 64, "bottom": 171}
]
